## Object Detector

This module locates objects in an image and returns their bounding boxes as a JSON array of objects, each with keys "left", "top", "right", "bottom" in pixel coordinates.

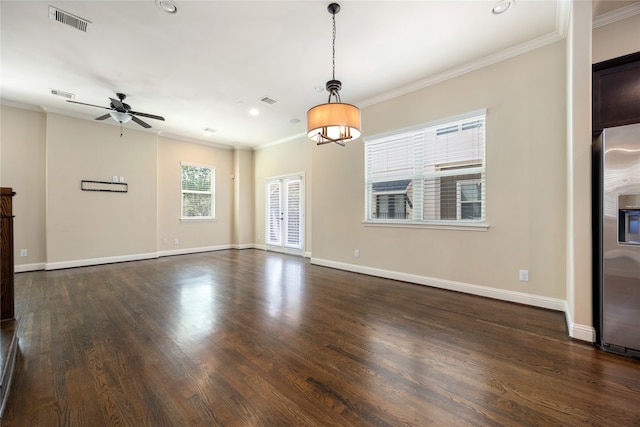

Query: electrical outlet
[
  {"left": 519, "top": 270, "right": 529, "bottom": 282},
  {"left": 174, "top": 238, "right": 179, "bottom": 245},
  {"left": 354, "top": 249, "right": 360, "bottom": 258},
  {"left": 20, "top": 249, "right": 28, "bottom": 257},
  {"left": 162, "top": 239, "right": 167, "bottom": 245},
  {"left": 112, "top": 175, "right": 118, "bottom": 183}
]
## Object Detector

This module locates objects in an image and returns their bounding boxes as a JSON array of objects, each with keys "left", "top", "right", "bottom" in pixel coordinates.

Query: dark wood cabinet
[
  {"left": 1, "top": 187, "right": 16, "bottom": 322},
  {"left": 593, "top": 51, "right": 640, "bottom": 136}
]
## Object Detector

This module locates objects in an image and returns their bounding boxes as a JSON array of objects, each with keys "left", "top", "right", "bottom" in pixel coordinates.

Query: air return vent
[
  {"left": 49, "top": 6, "right": 92, "bottom": 32},
  {"left": 50, "top": 89, "right": 75, "bottom": 100},
  {"left": 259, "top": 96, "right": 278, "bottom": 105}
]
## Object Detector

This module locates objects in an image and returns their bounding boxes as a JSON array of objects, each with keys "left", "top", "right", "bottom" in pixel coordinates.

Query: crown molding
[
  {"left": 255, "top": 131, "right": 306, "bottom": 151},
  {"left": 359, "top": 1, "right": 570, "bottom": 108},
  {"left": 593, "top": 2, "right": 640, "bottom": 29},
  {"left": 359, "top": 31, "right": 566, "bottom": 108}
]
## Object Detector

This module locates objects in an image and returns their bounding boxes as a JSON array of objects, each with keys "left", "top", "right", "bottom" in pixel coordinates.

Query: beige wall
[
  {"left": 1, "top": 109, "right": 238, "bottom": 268},
  {"left": 253, "top": 138, "right": 312, "bottom": 253},
  {"left": 46, "top": 114, "right": 158, "bottom": 265},
  {"left": 312, "top": 41, "right": 567, "bottom": 300},
  {"left": 157, "top": 136, "right": 234, "bottom": 252},
  {"left": 0, "top": 105, "right": 47, "bottom": 267},
  {"left": 592, "top": 13, "right": 640, "bottom": 63},
  {"left": 233, "top": 148, "right": 254, "bottom": 247}
]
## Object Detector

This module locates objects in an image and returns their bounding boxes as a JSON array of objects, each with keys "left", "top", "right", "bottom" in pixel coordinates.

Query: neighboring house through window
[
  {"left": 364, "top": 110, "right": 486, "bottom": 226},
  {"left": 181, "top": 163, "right": 215, "bottom": 219}
]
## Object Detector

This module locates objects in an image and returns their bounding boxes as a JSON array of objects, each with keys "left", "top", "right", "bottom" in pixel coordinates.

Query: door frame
[{"left": 265, "top": 173, "right": 305, "bottom": 256}]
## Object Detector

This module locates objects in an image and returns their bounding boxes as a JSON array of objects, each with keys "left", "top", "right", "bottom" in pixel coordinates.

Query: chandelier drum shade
[{"left": 307, "top": 3, "right": 361, "bottom": 146}]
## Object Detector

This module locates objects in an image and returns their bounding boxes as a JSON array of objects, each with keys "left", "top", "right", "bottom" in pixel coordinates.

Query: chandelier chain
[{"left": 332, "top": 11, "right": 336, "bottom": 81}]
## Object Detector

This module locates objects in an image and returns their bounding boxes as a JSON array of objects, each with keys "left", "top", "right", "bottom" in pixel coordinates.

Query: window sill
[
  {"left": 362, "top": 220, "right": 489, "bottom": 232},
  {"left": 180, "top": 217, "right": 216, "bottom": 222}
]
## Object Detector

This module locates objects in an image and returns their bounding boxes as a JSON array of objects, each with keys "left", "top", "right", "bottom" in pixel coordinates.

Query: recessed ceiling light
[
  {"left": 249, "top": 108, "right": 259, "bottom": 116},
  {"left": 314, "top": 86, "right": 324, "bottom": 93},
  {"left": 492, "top": 0, "right": 513, "bottom": 14},
  {"left": 156, "top": 0, "right": 177, "bottom": 14},
  {"left": 290, "top": 118, "right": 301, "bottom": 124},
  {"left": 203, "top": 128, "right": 216, "bottom": 136}
]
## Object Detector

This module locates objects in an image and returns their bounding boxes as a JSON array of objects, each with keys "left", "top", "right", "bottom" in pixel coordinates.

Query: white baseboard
[
  {"left": 564, "top": 301, "right": 596, "bottom": 343},
  {"left": 45, "top": 252, "right": 160, "bottom": 270},
  {"left": 15, "top": 262, "right": 47, "bottom": 273},
  {"left": 311, "top": 257, "right": 566, "bottom": 311},
  {"left": 158, "top": 244, "right": 231, "bottom": 258},
  {"left": 232, "top": 243, "right": 255, "bottom": 250}
]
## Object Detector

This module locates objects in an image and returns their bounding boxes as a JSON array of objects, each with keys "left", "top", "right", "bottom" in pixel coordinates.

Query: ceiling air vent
[
  {"left": 259, "top": 96, "right": 278, "bottom": 105},
  {"left": 49, "top": 6, "right": 92, "bottom": 33},
  {"left": 50, "top": 89, "right": 75, "bottom": 100}
]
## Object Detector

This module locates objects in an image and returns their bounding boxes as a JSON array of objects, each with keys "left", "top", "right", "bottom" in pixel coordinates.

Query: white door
[{"left": 266, "top": 176, "right": 304, "bottom": 254}]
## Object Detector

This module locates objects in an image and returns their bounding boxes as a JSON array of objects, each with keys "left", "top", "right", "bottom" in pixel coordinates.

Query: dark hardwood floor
[{"left": 1, "top": 249, "right": 639, "bottom": 426}]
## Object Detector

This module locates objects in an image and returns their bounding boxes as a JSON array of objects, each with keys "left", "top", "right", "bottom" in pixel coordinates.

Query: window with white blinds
[
  {"left": 181, "top": 163, "right": 215, "bottom": 219},
  {"left": 364, "top": 110, "right": 486, "bottom": 225}
]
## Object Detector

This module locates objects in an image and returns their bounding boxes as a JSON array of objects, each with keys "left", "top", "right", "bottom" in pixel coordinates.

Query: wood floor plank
[{"left": 1, "top": 249, "right": 640, "bottom": 426}]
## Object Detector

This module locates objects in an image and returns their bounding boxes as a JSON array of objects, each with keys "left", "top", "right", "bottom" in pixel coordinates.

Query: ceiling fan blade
[
  {"left": 130, "top": 115, "right": 152, "bottom": 129},
  {"left": 67, "top": 100, "right": 111, "bottom": 110},
  {"left": 130, "top": 111, "right": 165, "bottom": 121},
  {"left": 95, "top": 114, "right": 111, "bottom": 121},
  {"left": 109, "top": 97, "right": 125, "bottom": 111}
]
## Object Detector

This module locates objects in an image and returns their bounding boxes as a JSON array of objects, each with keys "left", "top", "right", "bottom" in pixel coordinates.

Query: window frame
[
  {"left": 363, "top": 109, "right": 488, "bottom": 231},
  {"left": 456, "top": 178, "right": 482, "bottom": 221},
  {"left": 180, "top": 162, "right": 215, "bottom": 221}
]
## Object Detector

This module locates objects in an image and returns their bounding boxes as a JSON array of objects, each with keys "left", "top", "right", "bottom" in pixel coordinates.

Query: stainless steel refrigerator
[{"left": 594, "top": 122, "right": 640, "bottom": 357}]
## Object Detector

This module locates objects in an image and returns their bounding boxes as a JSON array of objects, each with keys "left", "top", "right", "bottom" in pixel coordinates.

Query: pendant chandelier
[{"left": 307, "top": 3, "right": 361, "bottom": 146}]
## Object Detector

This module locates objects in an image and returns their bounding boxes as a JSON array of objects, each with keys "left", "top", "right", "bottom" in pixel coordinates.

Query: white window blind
[
  {"left": 285, "top": 180, "right": 301, "bottom": 247},
  {"left": 266, "top": 181, "right": 282, "bottom": 245},
  {"left": 181, "top": 163, "right": 215, "bottom": 219},
  {"left": 365, "top": 111, "right": 486, "bottom": 225}
]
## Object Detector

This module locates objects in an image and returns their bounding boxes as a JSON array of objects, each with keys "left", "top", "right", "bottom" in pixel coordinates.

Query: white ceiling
[{"left": 0, "top": 1, "right": 636, "bottom": 148}]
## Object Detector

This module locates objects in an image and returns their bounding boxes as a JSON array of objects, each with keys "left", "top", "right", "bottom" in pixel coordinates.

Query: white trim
[
  {"left": 564, "top": 301, "right": 596, "bottom": 343},
  {"left": 158, "top": 132, "right": 235, "bottom": 150},
  {"left": 15, "top": 262, "right": 47, "bottom": 273},
  {"left": 363, "top": 221, "right": 489, "bottom": 232},
  {"left": 45, "top": 252, "right": 159, "bottom": 270},
  {"left": 158, "top": 245, "right": 231, "bottom": 258},
  {"left": 310, "top": 257, "right": 566, "bottom": 312},
  {"left": 593, "top": 2, "right": 640, "bottom": 29},
  {"left": 265, "top": 245, "right": 305, "bottom": 257},
  {"left": 232, "top": 243, "right": 254, "bottom": 250},
  {"left": 555, "top": 0, "right": 571, "bottom": 37},
  {"left": 359, "top": 31, "right": 566, "bottom": 108}
]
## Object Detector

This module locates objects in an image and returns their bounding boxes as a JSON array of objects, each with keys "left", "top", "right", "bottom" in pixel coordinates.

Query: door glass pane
[
  {"left": 285, "top": 180, "right": 301, "bottom": 248},
  {"left": 266, "top": 181, "right": 281, "bottom": 245}
]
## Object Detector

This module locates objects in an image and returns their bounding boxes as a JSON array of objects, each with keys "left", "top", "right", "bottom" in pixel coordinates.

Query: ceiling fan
[{"left": 67, "top": 93, "right": 165, "bottom": 129}]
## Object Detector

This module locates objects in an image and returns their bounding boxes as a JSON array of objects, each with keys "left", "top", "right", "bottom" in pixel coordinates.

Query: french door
[{"left": 265, "top": 175, "right": 304, "bottom": 255}]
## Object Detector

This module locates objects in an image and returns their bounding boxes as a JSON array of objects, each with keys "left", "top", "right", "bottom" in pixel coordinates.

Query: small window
[{"left": 181, "top": 163, "right": 215, "bottom": 219}]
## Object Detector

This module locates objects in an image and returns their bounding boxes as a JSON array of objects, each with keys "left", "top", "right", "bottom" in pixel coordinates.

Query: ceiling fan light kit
[
  {"left": 109, "top": 111, "right": 132, "bottom": 124},
  {"left": 67, "top": 92, "right": 165, "bottom": 136},
  {"left": 307, "top": 2, "right": 361, "bottom": 146}
]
